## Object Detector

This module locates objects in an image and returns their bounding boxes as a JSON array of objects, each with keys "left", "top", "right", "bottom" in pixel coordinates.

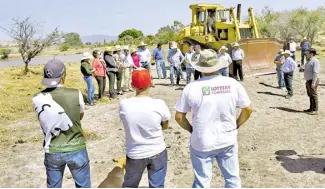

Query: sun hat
[
  {"left": 130, "top": 47, "right": 137, "bottom": 54},
  {"left": 105, "top": 46, "right": 115, "bottom": 52},
  {"left": 283, "top": 50, "right": 292, "bottom": 55},
  {"left": 278, "top": 49, "right": 284, "bottom": 54},
  {"left": 303, "top": 37, "right": 307, "bottom": 40},
  {"left": 42, "top": 59, "right": 66, "bottom": 86},
  {"left": 233, "top": 42, "right": 240, "bottom": 47},
  {"left": 137, "top": 41, "right": 147, "bottom": 47},
  {"left": 122, "top": 45, "right": 129, "bottom": 50},
  {"left": 115, "top": 45, "right": 121, "bottom": 51},
  {"left": 131, "top": 68, "right": 152, "bottom": 89},
  {"left": 191, "top": 49, "right": 228, "bottom": 73},
  {"left": 81, "top": 52, "right": 93, "bottom": 60},
  {"left": 219, "top": 46, "right": 228, "bottom": 51}
]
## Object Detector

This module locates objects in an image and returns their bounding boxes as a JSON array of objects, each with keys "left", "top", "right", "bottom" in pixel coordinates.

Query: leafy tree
[
  {"left": 0, "top": 17, "right": 63, "bottom": 72},
  {"left": 118, "top": 29, "right": 144, "bottom": 39},
  {"left": 63, "top": 32, "right": 83, "bottom": 47},
  {"left": 172, "top": 20, "right": 185, "bottom": 33},
  {"left": 120, "top": 35, "right": 134, "bottom": 45},
  {"left": 256, "top": 6, "right": 279, "bottom": 38}
]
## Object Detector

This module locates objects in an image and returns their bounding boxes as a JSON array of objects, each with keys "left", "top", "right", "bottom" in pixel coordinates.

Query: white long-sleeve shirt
[
  {"left": 218, "top": 52, "right": 232, "bottom": 67},
  {"left": 232, "top": 49, "right": 245, "bottom": 61},
  {"left": 137, "top": 48, "right": 151, "bottom": 63},
  {"left": 281, "top": 57, "right": 297, "bottom": 73}
]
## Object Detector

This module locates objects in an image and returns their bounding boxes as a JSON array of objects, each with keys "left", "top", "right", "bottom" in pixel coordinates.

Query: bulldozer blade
[{"left": 229, "top": 38, "right": 283, "bottom": 77}]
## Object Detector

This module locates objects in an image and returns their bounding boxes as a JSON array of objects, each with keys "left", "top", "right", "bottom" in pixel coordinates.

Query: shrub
[
  {"left": 0, "top": 48, "right": 11, "bottom": 60},
  {"left": 59, "top": 43, "right": 70, "bottom": 51}
]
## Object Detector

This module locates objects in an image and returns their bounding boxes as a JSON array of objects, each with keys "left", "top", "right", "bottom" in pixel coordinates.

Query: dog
[{"left": 98, "top": 157, "right": 126, "bottom": 188}]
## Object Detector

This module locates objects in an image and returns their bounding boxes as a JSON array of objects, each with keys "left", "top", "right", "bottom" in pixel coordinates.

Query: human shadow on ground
[
  {"left": 155, "top": 83, "right": 186, "bottom": 87},
  {"left": 257, "top": 91, "right": 285, "bottom": 97},
  {"left": 270, "top": 107, "right": 303, "bottom": 113},
  {"left": 318, "top": 84, "right": 325, "bottom": 87},
  {"left": 275, "top": 150, "right": 325, "bottom": 174},
  {"left": 259, "top": 82, "right": 279, "bottom": 89}
]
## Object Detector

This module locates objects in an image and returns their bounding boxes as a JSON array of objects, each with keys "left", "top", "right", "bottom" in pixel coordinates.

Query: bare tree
[{"left": 1, "top": 17, "right": 63, "bottom": 72}]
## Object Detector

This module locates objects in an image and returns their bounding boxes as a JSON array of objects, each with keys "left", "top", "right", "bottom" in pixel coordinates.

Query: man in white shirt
[
  {"left": 289, "top": 37, "right": 297, "bottom": 61},
  {"left": 119, "top": 69, "right": 171, "bottom": 188},
  {"left": 231, "top": 42, "right": 245, "bottom": 81},
  {"left": 218, "top": 46, "right": 232, "bottom": 77},
  {"left": 184, "top": 45, "right": 195, "bottom": 84},
  {"left": 208, "top": 12, "right": 216, "bottom": 33},
  {"left": 122, "top": 46, "right": 134, "bottom": 92},
  {"left": 175, "top": 49, "right": 253, "bottom": 188},
  {"left": 282, "top": 50, "right": 297, "bottom": 99},
  {"left": 137, "top": 41, "right": 154, "bottom": 87}
]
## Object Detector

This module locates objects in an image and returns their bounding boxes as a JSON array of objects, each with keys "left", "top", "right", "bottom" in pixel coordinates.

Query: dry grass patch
[{"left": 0, "top": 62, "right": 112, "bottom": 124}]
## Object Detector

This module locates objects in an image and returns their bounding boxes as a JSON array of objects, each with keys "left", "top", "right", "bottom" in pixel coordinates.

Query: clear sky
[{"left": 0, "top": 0, "right": 323, "bottom": 40}]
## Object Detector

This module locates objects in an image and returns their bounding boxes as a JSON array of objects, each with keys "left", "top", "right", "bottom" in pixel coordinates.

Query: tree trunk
[{"left": 24, "top": 59, "right": 31, "bottom": 74}]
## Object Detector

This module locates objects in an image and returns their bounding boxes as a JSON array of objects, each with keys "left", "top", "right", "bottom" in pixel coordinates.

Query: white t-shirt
[
  {"left": 185, "top": 52, "right": 194, "bottom": 69},
  {"left": 119, "top": 96, "right": 171, "bottom": 159},
  {"left": 218, "top": 52, "right": 232, "bottom": 67},
  {"left": 175, "top": 75, "right": 251, "bottom": 152},
  {"left": 289, "top": 42, "right": 297, "bottom": 52}
]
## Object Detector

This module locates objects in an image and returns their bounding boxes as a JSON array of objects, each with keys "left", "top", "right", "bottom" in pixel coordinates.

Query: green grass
[{"left": 0, "top": 62, "right": 112, "bottom": 124}]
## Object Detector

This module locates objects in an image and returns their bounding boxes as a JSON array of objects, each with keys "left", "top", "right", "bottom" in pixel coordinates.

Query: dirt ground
[{"left": 1, "top": 62, "right": 325, "bottom": 188}]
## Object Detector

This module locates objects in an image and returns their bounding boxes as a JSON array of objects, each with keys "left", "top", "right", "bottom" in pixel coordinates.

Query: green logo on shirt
[{"left": 202, "top": 86, "right": 211, "bottom": 96}]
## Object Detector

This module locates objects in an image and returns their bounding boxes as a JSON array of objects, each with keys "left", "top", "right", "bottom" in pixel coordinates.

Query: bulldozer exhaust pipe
[{"left": 237, "top": 4, "right": 241, "bottom": 23}]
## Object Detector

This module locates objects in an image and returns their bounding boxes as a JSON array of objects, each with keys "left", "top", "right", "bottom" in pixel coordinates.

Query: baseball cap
[
  {"left": 131, "top": 69, "right": 152, "bottom": 89},
  {"left": 42, "top": 59, "right": 66, "bottom": 86}
]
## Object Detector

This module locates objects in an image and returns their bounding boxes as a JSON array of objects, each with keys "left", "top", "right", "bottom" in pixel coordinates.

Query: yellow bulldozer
[{"left": 176, "top": 3, "right": 282, "bottom": 76}]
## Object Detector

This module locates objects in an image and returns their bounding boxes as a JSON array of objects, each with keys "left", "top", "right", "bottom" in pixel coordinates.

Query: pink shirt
[
  {"left": 92, "top": 59, "right": 106, "bottom": 77},
  {"left": 131, "top": 54, "right": 140, "bottom": 68}
]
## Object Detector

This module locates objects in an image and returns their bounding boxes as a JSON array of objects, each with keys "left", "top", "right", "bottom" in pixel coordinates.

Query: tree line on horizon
[{"left": 0, "top": 6, "right": 325, "bottom": 72}]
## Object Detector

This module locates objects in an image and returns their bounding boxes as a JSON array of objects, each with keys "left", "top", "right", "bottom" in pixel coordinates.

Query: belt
[{"left": 140, "top": 61, "right": 148, "bottom": 64}]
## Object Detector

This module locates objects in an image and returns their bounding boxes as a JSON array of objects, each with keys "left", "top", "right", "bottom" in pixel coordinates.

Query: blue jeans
[
  {"left": 84, "top": 76, "right": 95, "bottom": 104},
  {"left": 123, "top": 150, "right": 168, "bottom": 188},
  {"left": 44, "top": 148, "right": 91, "bottom": 188},
  {"left": 190, "top": 144, "right": 240, "bottom": 188},
  {"left": 170, "top": 64, "right": 182, "bottom": 85},
  {"left": 220, "top": 67, "right": 229, "bottom": 77},
  {"left": 186, "top": 67, "right": 195, "bottom": 84},
  {"left": 276, "top": 69, "right": 285, "bottom": 88},
  {"left": 156, "top": 59, "right": 167, "bottom": 79}
]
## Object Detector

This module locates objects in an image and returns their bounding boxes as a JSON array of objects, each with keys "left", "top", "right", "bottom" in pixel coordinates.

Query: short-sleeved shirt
[
  {"left": 274, "top": 55, "right": 285, "bottom": 69},
  {"left": 175, "top": 75, "right": 251, "bottom": 152},
  {"left": 119, "top": 97, "right": 171, "bottom": 159},
  {"left": 152, "top": 48, "right": 164, "bottom": 61}
]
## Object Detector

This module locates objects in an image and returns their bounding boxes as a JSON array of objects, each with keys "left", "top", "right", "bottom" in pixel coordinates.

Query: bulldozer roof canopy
[{"left": 189, "top": 4, "right": 225, "bottom": 11}]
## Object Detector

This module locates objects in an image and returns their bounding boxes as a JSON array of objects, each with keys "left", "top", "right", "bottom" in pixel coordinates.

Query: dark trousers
[
  {"left": 95, "top": 76, "right": 106, "bottom": 99},
  {"left": 284, "top": 72, "right": 293, "bottom": 96},
  {"left": 306, "top": 79, "right": 319, "bottom": 111},
  {"left": 107, "top": 71, "right": 122, "bottom": 96},
  {"left": 233, "top": 60, "right": 243, "bottom": 81},
  {"left": 123, "top": 150, "right": 168, "bottom": 188},
  {"left": 301, "top": 51, "right": 307, "bottom": 66},
  {"left": 194, "top": 70, "right": 202, "bottom": 80}
]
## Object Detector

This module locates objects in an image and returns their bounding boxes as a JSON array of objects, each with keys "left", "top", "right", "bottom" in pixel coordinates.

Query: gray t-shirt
[{"left": 274, "top": 55, "right": 284, "bottom": 69}]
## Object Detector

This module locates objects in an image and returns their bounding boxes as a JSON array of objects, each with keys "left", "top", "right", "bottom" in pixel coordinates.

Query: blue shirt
[
  {"left": 167, "top": 48, "right": 185, "bottom": 66},
  {"left": 152, "top": 48, "right": 164, "bottom": 61},
  {"left": 301, "top": 41, "right": 311, "bottom": 51}
]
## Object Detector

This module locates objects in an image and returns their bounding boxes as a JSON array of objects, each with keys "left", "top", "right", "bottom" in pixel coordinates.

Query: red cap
[{"left": 131, "top": 69, "right": 152, "bottom": 89}]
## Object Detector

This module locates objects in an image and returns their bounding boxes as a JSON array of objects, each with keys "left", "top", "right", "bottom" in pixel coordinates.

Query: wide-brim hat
[
  {"left": 283, "top": 50, "right": 291, "bottom": 55},
  {"left": 114, "top": 45, "right": 121, "bottom": 51},
  {"left": 122, "top": 45, "right": 129, "bottom": 50},
  {"left": 191, "top": 49, "right": 228, "bottom": 73},
  {"left": 278, "top": 49, "right": 284, "bottom": 54},
  {"left": 81, "top": 52, "right": 93, "bottom": 60},
  {"left": 137, "top": 41, "right": 147, "bottom": 47},
  {"left": 219, "top": 46, "right": 228, "bottom": 51},
  {"left": 130, "top": 48, "right": 137, "bottom": 53},
  {"left": 233, "top": 42, "right": 240, "bottom": 47},
  {"left": 105, "top": 47, "right": 115, "bottom": 52}
]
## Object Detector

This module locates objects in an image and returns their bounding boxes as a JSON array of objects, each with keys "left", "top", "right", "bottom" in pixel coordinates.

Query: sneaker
[
  {"left": 285, "top": 95, "right": 292, "bottom": 99},
  {"left": 308, "top": 111, "right": 318, "bottom": 115},
  {"left": 117, "top": 91, "right": 123, "bottom": 95},
  {"left": 89, "top": 103, "right": 95, "bottom": 106}
]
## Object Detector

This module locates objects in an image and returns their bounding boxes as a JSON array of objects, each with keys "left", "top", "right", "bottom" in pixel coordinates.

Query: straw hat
[
  {"left": 137, "top": 41, "right": 147, "bottom": 47},
  {"left": 81, "top": 52, "right": 93, "bottom": 60},
  {"left": 122, "top": 45, "right": 129, "bottom": 50},
  {"left": 114, "top": 45, "right": 121, "bottom": 51},
  {"left": 219, "top": 46, "right": 228, "bottom": 51},
  {"left": 303, "top": 37, "right": 307, "bottom": 40},
  {"left": 105, "top": 46, "right": 115, "bottom": 52},
  {"left": 130, "top": 48, "right": 137, "bottom": 54},
  {"left": 191, "top": 49, "right": 228, "bottom": 73},
  {"left": 278, "top": 49, "right": 284, "bottom": 54},
  {"left": 233, "top": 42, "right": 240, "bottom": 47},
  {"left": 283, "top": 50, "right": 292, "bottom": 55},
  {"left": 170, "top": 41, "right": 178, "bottom": 49}
]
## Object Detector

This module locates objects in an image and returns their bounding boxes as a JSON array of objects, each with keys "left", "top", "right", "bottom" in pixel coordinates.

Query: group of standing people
[
  {"left": 275, "top": 36, "right": 320, "bottom": 115},
  {"left": 80, "top": 41, "right": 155, "bottom": 103}
]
